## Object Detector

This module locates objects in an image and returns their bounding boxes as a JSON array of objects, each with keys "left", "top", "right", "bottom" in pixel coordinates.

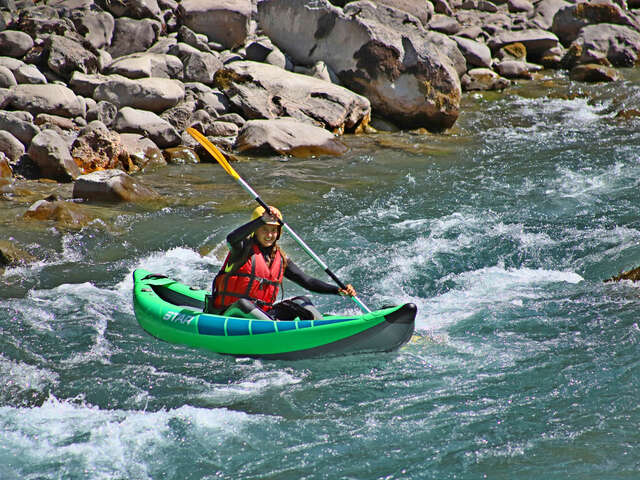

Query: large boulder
[
  {"left": 5, "top": 84, "right": 85, "bottom": 118},
  {"left": 552, "top": 1, "right": 640, "bottom": 46},
  {"left": 72, "top": 169, "right": 161, "bottom": 202},
  {"left": 93, "top": 76, "right": 185, "bottom": 112},
  {"left": 235, "top": 118, "right": 348, "bottom": 157},
  {"left": 257, "top": 0, "right": 463, "bottom": 131},
  {"left": 24, "top": 198, "right": 94, "bottom": 229},
  {"left": 0, "top": 30, "right": 34, "bottom": 58},
  {"left": 567, "top": 23, "right": 640, "bottom": 68},
  {"left": 178, "top": 0, "right": 251, "bottom": 49},
  {"left": 27, "top": 129, "right": 82, "bottom": 182},
  {"left": 70, "top": 10, "right": 115, "bottom": 50},
  {"left": 214, "top": 61, "right": 371, "bottom": 133},
  {"left": 40, "top": 34, "right": 100, "bottom": 80},
  {"left": 108, "top": 17, "right": 160, "bottom": 58},
  {"left": 487, "top": 29, "right": 560, "bottom": 62},
  {"left": 71, "top": 125, "right": 134, "bottom": 174},
  {"left": 112, "top": 106, "right": 181, "bottom": 148}
]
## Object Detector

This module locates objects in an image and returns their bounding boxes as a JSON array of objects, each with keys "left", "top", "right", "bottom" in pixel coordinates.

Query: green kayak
[{"left": 132, "top": 269, "right": 417, "bottom": 360}]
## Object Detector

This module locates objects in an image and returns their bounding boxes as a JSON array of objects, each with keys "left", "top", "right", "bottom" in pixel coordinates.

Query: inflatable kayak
[{"left": 132, "top": 269, "right": 417, "bottom": 360}]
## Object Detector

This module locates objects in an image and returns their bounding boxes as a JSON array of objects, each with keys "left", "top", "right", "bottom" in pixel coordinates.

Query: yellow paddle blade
[{"left": 186, "top": 127, "right": 239, "bottom": 180}]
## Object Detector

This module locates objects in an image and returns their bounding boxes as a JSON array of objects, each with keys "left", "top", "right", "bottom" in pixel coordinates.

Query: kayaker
[{"left": 206, "top": 205, "right": 356, "bottom": 320}]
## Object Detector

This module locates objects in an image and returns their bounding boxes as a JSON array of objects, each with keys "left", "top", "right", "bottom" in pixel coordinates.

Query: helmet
[{"left": 251, "top": 205, "right": 282, "bottom": 225}]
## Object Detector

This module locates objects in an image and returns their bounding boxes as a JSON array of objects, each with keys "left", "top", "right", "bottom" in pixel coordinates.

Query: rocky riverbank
[{"left": 2, "top": 0, "right": 640, "bottom": 267}]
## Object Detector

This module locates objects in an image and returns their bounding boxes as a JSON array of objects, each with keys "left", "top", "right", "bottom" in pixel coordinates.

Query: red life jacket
[{"left": 212, "top": 243, "right": 284, "bottom": 311}]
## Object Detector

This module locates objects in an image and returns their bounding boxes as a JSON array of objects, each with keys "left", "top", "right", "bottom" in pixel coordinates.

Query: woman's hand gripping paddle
[{"left": 186, "top": 127, "right": 371, "bottom": 314}]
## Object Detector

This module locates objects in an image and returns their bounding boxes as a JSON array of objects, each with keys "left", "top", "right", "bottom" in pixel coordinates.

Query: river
[{"left": 2, "top": 70, "right": 640, "bottom": 479}]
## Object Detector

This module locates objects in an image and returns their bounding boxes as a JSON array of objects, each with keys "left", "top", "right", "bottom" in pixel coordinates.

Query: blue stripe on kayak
[
  {"left": 197, "top": 316, "right": 225, "bottom": 336},
  {"left": 227, "top": 318, "right": 250, "bottom": 336},
  {"left": 276, "top": 321, "right": 297, "bottom": 332},
  {"left": 251, "top": 320, "right": 276, "bottom": 335},
  {"left": 298, "top": 320, "right": 313, "bottom": 329},
  {"left": 313, "top": 318, "right": 352, "bottom": 326}
]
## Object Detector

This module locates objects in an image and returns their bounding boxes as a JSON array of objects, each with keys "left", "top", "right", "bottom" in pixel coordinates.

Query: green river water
[{"left": 2, "top": 71, "right": 640, "bottom": 479}]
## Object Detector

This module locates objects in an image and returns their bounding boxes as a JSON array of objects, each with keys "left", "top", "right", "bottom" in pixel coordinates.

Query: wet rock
[
  {"left": 206, "top": 121, "right": 238, "bottom": 137},
  {"left": 214, "top": 61, "right": 371, "bottom": 133},
  {"left": 112, "top": 106, "right": 181, "bottom": 148},
  {"left": 258, "top": 0, "right": 463, "bottom": 131},
  {"left": 24, "top": 197, "right": 94, "bottom": 228},
  {"left": 0, "top": 240, "right": 37, "bottom": 267},
  {"left": 0, "top": 30, "right": 34, "bottom": 58},
  {"left": 178, "top": 0, "right": 251, "bottom": 50},
  {"left": 71, "top": 126, "right": 134, "bottom": 174},
  {"left": 235, "top": 117, "right": 348, "bottom": 157},
  {"left": 93, "top": 76, "right": 185, "bottom": 112},
  {"left": 0, "top": 152, "right": 12, "bottom": 177},
  {"left": 6, "top": 84, "right": 85, "bottom": 118},
  {"left": 162, "top": 146, "right": 199, "bottom": 164},
  {"left": 0, "top": 130, "right": 25, "bottom": 163},
  {"left": 27, "top": 129, "right": 81, "bottom": 181},
  {"left": 461, "top": 68, "right": 511, "bottom": 91},
  {"left": 569, "top": 63, "right": 621, "bottom": 82},
  {"left": 495, "top": 59, "right": 543, "bottom": 79},
  {"left": 72, "top": 169, "right": 161, "bottom": 202},
  {"left": 119, "top": 133, "right": 166, "bottom": 170}
]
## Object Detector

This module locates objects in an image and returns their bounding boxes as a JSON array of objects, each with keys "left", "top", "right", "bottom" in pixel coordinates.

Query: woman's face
[{"left": 255, "top": 224, "right": 279, "bottom": 247}]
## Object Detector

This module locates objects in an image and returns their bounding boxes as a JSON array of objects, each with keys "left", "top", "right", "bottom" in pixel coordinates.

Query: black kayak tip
[{"left": 384, "top": 303, "right": 417, "bottom": 324}]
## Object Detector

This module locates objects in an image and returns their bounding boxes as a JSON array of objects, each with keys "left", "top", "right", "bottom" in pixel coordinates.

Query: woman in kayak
[{"left": 206, "top": 206, "right": 356, "bottom": 320}]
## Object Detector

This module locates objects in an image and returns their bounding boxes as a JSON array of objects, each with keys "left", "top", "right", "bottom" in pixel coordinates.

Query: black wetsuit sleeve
[
  {"left": 284, "top": 259, "right": 340, "bottom": 295},
  {"left": 226, "top": 217, "right": 265, "bottom": 248}
]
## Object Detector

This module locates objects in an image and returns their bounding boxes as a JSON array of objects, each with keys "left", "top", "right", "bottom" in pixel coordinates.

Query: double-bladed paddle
[{"left": 187, "top": 127, "right": 371, "bottom": 313}]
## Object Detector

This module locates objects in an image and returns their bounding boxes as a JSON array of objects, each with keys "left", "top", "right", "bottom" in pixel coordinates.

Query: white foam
[
  {"left": 0, "top": 355, "right": 59, "bottom": 397},
  {"left": 0, "top": 396, "right": 255, "bottom": 480}
]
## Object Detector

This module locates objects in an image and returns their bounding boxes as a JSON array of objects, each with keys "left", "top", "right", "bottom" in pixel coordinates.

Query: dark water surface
[{"left": 2, "top": 72, "right": 640, "bottom": 479}]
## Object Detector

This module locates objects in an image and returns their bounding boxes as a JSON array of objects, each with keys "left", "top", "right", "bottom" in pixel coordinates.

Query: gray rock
[
  {"left": 178, "top": 0, "right": 251, "bottom": 50},
  {"left": 0, "top": 130, "right": 24, "bottom": 162},
  {"left": 488, "top": 29, "right": 560, "bottom": 61},
  {"left": 570, "top": 63, "right": 621, "bottom": 82},
  {"left": 453, "top": 36, "right": 492, "bottom": 68},
  {"left": 214, "top": 61, "right": 370, "bottom": 133},
  {"left": 0, "top": 30, "right": 34, "bottom": 58},
  {"left": 461, "top": 68, "right": 511, "bottom": 91},
  {"left": 119, "top": 132, "right": 166, "bottom": 170},
  {"left": 72, "top": 169, "right": 161, "bottom": 202},
  {"left": 206, "top": 120, "right": 238, "bottom": 137},
  {"left": 494, "top": 59, "right": 543, "bottom": 79},
  {"left": 93, "top": 76, "right": 185, "bottom": 112},
  {"left": 428, "top": 14, "right": 462, "bottom": 35},
  {"left": 0, "top": 110, "right": 39, "bottom": 145},
  {"left": 106, "top": 52, "right": 184, "bottom": 79},
  {"left": 0, "top": 65, "right": 16, "bottom": 87},
  {"left": 27, "top": 129, "right": 81, "bottom": 181},
  {"left": 86, "top": 100, "right": 117, "bottom": 126},
  {"left": 70, "top": 10, "right": 115, "bottom": 50},
  {"left": 552, "top": 1, "right": 640, "bottom": 46},
  {"left": 180, "top": 49, "right": 223, "bottom": 84},
  {"left": 42, "top": 34, "right": 100, "bottom": 80},
  {"left": 14, "top": 63, "right": 47, "bottom": 84},
  {"left": 570, "top": 23, "right": 640, "bottom": 68},
  {"left": 69, "top": 72, "right": 127, "bottom": 97},
  {"left": 113, "top": 106, "right": 181, "bottom": 148},
  {"left": 235, "top": 118, "right": 348, "bottom": 157},
  {"left": 109, "top": 17, "right": 160, "bottom": 59},
  {"left": 530, "top": 0, "right": 569, "bottom": 30},
  {"left": 508, "top": 0, "right": 534, "bottom": 14},
  {"left": 258, "top": 0, "right": 463, "bottom": 131},
  {"left": 6, "top": 84, "right": 85, "bottom": 117}
]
